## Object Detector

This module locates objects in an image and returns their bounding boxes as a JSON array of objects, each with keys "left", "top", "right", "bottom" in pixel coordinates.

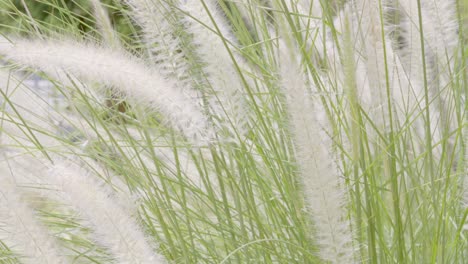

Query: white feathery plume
[
  {"left": 306, "top": 2, "right": 382, "bottom": 129},
  {"left": 277, "top": 39, "right": 355, "bottom": 263},
  {"left": 124, "top": 0, "right": 199, "bottom": 95},
  {"left": 405, "top": 0, "right": 459, "bottom": 88},
  {"left": 273, "top": 1, "right": 350, "bottom": 87},
  {"left": 123, "top": 0, "right": 216, "bottom": 151},
  {"left": 347, "top": 0, "right": 413, "bottom": 130},
  {"left": 330, "top": 0, "right": 432, "bottom": 140},
  {"left": 179, "top": 0, "right": 250, "bottom": 137},
  {"left": 396, "top": 0, "right": 459, "bottom": 155},
  {"left": 349, "top": 0, "right": 388, "bottom": 123},
  {"left": 43, "top": 159, "right": 166, "bottom": 264},
  {"left": 122, "top": 0, "right": 214, "bottom": 154},
  {"left": 0, "top": 38, "right": 213, "bottom": 144},
  {"left": 89, "top": 0, "right": 120, "bottom": 47},
  {"left": 0, "top": 164, "right": 69, "bottom": 264},
  {"left": 0, "top": 152, "right": 154, "bottom": 262},
  {"left": 323, "top": 7, "right": 345, "bottom": 72}
]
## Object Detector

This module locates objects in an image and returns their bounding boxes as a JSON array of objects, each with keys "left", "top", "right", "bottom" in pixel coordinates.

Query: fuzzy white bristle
[{"left": 0, "top": 38, "right": 213, "bottom": 145}]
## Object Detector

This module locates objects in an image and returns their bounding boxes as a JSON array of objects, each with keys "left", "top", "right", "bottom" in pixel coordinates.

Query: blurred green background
[{"left": 0, "top": 0, "right": 135, "bottom": 44}]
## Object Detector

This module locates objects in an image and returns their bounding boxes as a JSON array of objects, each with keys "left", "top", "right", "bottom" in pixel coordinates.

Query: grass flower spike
[
  {"left": 278, "top": 39, "right": 355, "bottom": 263},
  {"left": 0, "top": 38, "right": 212, "bottom": 144},
  {"left": 0, "top": 162, "right": 68, "bottom": 264}
]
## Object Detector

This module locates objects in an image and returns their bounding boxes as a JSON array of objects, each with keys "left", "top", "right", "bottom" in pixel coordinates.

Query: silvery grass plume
[
  {"left": 276, "top": 0, "right": 464, "bottom": 260},
  {"left": 0, "top": 63, "right": 231, "bottom": 261},
  {"left": 395, "top": 0, "right": 459, "bottom": 157},
  {"left": 337, "top": 0, "right": 431, "bottom": 157},
  {"left": 47, "top": 160, "right": 165, "bottom": 264},
  {"left": 0, "top": 164, "right": 68, "bottom": 264},
  {"left": 0, "top": 152, "right": 167, "bottom": 264},
  {"left": 90, "top": 0, "right": 121, "bottom": 48},
  {"left": 326, "top": 0, "right": 459, "bottom": 158},
  {"left": 277, "top": 38, "right": 355, "bottom": 263},
  {"left": 0, "top": 38, "right": 213, "bottom": 145},
  {"left": 180, "top": 0, "right": 252, "bottom": 137},
  {"left": 276, "top": 0, "right": 346, "bottom": 70},
  {"left": 315, "top": 0, "right": 421, "bottom": 129},
  {"left": 124, "top": 0, "right": 199, "bottom": 94},
  {"left": 1, "top": 64, "right": 214, "bottom": 206},
  {"left": 346, "top": 0, "right": 390, "bottom": 127},
  {"left": 0, "top": 67, "right": 168, "bottom": 263}
]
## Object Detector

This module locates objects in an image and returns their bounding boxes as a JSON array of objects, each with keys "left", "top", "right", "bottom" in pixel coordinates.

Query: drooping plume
[
  {"left": 45, "top": 160, "right": 166, "bottom": 264},
  {"left": 0, "top": 38, "right": 213, "bottom": 144},
  {"left": 0, "top": 163, "right": 69, "bottom": 264}
]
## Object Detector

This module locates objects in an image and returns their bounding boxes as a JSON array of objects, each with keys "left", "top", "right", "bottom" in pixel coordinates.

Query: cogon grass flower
[
  {"left": 0, "top": 152, "right": 167, "bottom": 264},
  {"left": 90, "top": 0, "right": 120, "bottom": 48},
  {"left": 277, "top": 38, "right": 355, "bottom": 263},
  {"left": 0, "top": 162, "right": 68, "bottom": 264},
  {"left": 180, "top": 0, "right": 252, "bottom": 138},
  {"left": 124, "top": 0, "right": 197, "bottom": 92},
  {"left": 47, "top": 159, "right": 165, "bottom": 264},
  {"left": 0, "top": 38, "right": 213, "bottom": 145},
  {"left": 396, "top": 0, "right": 459, "bottom": 157}
]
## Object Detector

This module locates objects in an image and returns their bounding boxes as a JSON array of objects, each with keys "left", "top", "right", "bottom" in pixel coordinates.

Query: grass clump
[{"left": 0, "top": 0, "right": 466, "bottom": 263}]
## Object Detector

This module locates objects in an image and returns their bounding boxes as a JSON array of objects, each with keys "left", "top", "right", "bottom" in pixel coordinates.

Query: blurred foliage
[{"left": 0, "top": 0, "right": 136, "bottom": 46}]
